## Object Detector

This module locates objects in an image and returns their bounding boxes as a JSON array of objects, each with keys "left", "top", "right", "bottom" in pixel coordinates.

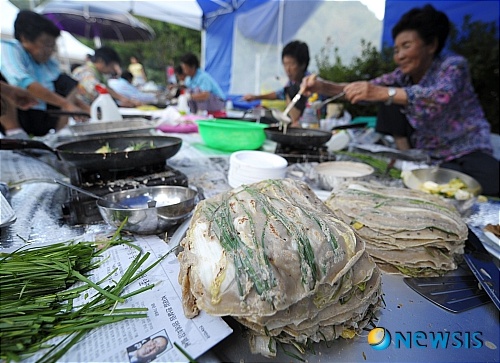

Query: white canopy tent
[
  {"left": 0, "top": 0, "right": 94, "bottom": 72},
  {"left": 99, "top": 0, "right": 382, "bottom": 96}
]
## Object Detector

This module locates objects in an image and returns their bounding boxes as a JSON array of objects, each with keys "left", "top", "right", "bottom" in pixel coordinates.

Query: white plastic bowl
[
  {"left": 228, "top": 151, "right": 288, "bottom": 188},
  {"left": 230, "top": 150, "right": 288, "bottom": 170}
]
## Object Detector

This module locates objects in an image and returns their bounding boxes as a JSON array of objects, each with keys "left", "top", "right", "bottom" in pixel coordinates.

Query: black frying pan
[
  {"left": 0, "top": 135, "right": 182, "bottom": 171},
  {"left": 264, "top": 122, "right": 368, "bottom": 147},
  {"left": 264, "top": 127, "right": 333, "bottom": 147}
]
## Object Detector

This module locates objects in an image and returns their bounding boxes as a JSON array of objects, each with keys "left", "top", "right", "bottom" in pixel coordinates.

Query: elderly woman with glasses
[{"left": 0, "top": 10, "right": 88, "bottom": 137}]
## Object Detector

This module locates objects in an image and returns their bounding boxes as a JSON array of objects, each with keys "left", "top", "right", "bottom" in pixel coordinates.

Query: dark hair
[
  {"left": 14, "top": 10, "right": 60, "bottom": 42},
  {"left": 174, "top": 65, "right": 183, "bottom": 75},
  {"left": 180, "top": 52, "right": 199, "bottom": 69},
  {"left": 392, "top": 4, "right": 450, "bottom": 56},
  {"left": 282, "top": 40, "right": 310, "bottom": 71},
  {"left": 94, "top": 46, "right": 122, "bottom": 66},
  {"left": 121, "top": 71, "right": 133, "bottom": 83}
]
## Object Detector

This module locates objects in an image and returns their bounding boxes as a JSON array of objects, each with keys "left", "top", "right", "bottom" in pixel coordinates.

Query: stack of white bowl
[{"left": 228, "top": 151, "right": 288, "bottom": 188}]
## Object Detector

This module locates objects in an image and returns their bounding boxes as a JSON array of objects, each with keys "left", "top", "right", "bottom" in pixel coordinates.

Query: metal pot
[
  {"left": 97, "top": 185, "right": 198, "bottom": 234},
  {"left": 314, "top": 161, "right": 375, "bottom": 190},
  {"left": 0, "top": 135, "right": 182, "bottom": 171}
]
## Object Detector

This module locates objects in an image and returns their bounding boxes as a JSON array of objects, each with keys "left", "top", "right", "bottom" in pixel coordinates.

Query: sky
[{"left": 359, "top": 0, "right": 386, "bottom": 20}]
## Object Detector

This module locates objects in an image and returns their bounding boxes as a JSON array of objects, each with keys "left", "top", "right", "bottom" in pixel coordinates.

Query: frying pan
[
  {"left": 0, "top": 135, "right": 182, "bottom": 171},
  {"left": 264, "top": 127, "right": 333, "bottom": 147},
  {"left": 264, "top": 122, "right": 369, "bottom": 147}
]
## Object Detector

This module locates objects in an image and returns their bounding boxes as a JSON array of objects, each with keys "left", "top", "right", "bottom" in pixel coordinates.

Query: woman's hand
[
  {"left": 300, "top": 74, "right": 321, "bottom": 96},
  {"left": 343, "top": 82, "right": 398, "bottom": 104},
  {"left": 343, "top": 81, "right": 372, "bottom": 103}
]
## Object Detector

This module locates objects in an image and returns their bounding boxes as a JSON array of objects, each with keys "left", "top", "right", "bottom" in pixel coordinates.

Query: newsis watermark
[{"left": 368, "top": 327, "right": 483, "bottom": 350}]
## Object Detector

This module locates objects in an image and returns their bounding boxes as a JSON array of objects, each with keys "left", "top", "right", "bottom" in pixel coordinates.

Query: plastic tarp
[{"left": 382, "top": 1, "right": 499, "bottom": 47}]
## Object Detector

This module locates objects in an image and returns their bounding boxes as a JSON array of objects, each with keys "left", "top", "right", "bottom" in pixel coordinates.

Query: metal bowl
[
  {"left": 314, "top": 161, "right": 375, "bottom": 191},
  {"left": 402, "top": 167, "right": 482, "bottom": 216},
  {"left": 68, "top": 118, "right": 154, "bottom": 138},
  {"left": 402, "top": 167, "right": 482, "bottom": 196},
  {"left": 97, "top": 186, "right": 198, "bottom": 234}
]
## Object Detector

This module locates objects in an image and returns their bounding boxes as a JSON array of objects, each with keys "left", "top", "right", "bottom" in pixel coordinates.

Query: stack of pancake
[
  {"left": 325, "top": 182, "right": 468, "bottom": 277},
  {"left": 178, "top": 179, "right": 382, "bottom": 357}
]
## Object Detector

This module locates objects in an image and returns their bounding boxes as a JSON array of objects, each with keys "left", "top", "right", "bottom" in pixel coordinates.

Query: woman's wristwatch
[{"left": 385, "top": 87, "right": 396, "bottom": 105}]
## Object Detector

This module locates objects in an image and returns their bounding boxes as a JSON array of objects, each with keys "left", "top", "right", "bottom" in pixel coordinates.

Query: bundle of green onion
[{"left": 0, "top": 232, "right": 163, "bottom": 363}]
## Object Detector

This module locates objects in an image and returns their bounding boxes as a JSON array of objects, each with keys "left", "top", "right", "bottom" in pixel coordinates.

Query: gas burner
[
  {"left": 62, "top": 163, "right": 188, "bottom": 225},
  {"left": 274, "top": 144, "right": 336, "bottom": 164}
]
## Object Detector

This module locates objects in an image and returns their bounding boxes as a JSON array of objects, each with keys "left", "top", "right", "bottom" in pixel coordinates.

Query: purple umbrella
[{"left": 37, "top": 0, "right": 155, "bottom": 47}]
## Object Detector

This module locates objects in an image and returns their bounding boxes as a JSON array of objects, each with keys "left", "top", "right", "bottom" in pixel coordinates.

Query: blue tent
[
  {"left": 196, "top": 0, "right": 324, "bottom": 95},
  {"left": 381, "top": 1, "right": 499, "bottom": 47},
  {"left": 199, "top": 0, "right": 499, "bottom": 96}
]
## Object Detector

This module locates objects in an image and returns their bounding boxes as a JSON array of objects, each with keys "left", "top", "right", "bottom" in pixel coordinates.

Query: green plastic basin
[{"left": 196, "top": 119, "right": 268, "bottom": 152}]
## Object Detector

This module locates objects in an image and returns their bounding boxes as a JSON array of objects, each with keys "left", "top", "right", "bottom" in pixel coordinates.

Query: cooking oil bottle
[
  {"left": 299, "top": 93, "right": 319, "bottom": 128},
  {"left": 90, "top": 84, "right": 123, "bottom": 122}
]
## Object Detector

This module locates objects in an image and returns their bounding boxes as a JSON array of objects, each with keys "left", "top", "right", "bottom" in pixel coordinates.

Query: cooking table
[{"left": 0, "top": 131, "right": 498, "bottom": 363}]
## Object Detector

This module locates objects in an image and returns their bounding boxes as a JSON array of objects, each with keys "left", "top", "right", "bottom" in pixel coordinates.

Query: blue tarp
[
  {"left": 197, "top": 0, "right": 267, "bottom": 95},
  {"left": 196, "top": 0, "right": 323, "bottom": 95}
]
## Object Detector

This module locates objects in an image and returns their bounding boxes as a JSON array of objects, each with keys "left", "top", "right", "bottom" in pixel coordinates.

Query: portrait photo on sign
[{"left": 126, "top": 330, "right": 171, "bottom": 363}]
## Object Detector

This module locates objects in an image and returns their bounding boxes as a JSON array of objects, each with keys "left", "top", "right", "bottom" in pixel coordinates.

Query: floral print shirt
[
  {"left": 371, "top": 54, "right": 493, "bottom": 162},
  {"left": 72, "top": 61, "right": 109, "bottom": 105}
]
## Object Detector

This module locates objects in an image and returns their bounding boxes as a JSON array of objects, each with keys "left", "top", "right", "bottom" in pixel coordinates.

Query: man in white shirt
[{"left": 108, "top": 71, "right": 157, "bottom": 105}]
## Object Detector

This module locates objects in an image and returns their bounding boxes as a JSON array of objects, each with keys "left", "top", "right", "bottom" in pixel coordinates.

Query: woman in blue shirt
[
  {"left": 180, "top": 52, "right": 225, "bottom": 114},
  {"left": 180, "top": 53, "right": 226, "bottom": 113}
]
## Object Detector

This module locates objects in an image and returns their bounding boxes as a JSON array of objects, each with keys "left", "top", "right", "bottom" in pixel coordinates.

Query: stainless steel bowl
[
  {"left": 402, "top": 167, "right": 482, "bottom": 216},
  {"left": 68, "top": 118, "right": 154, "bottom": 138},
  {"left": 402, "top": 167, "right": 482, "bottom": 195},
  {"left": 314, "top": 161, "right": 375, "bottom": 191},
  {"left": 97, "top": 186, "right": 198, "bottom": 234}
]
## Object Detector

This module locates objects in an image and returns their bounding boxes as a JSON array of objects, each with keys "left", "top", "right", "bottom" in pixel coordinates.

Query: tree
[{"left": 448, "top": 16, "right": 499, "bottom": 134}]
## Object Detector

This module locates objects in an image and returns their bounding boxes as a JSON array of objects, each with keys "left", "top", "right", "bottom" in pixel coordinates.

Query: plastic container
[
  {"left": 299, "top": 103, "right": 319, "bottom": 128},
  {"left": 196, "top": 119, "right": 268, "bottom": 152},
  {"left": 177, "top": 94, "right": 190, "bottom": 114},
  {"left": 90, "top": 85, "right": 123, "bottom": 122}
]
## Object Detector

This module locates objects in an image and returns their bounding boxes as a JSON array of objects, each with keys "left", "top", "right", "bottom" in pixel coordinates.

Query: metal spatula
[
  {"left": 404, "top": 228, "right": 499, "bottom": 313},
  {"left": 404, "top": 273, "right": 491, "bottom": 313}
]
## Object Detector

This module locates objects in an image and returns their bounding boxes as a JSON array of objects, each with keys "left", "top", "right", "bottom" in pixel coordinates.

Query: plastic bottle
[
  {"left": 90, "top": 84, "right": 123, "bottom": 122},
  {"left": 299, "top": 100, "right": 319, "bottom": 129},
  {"left": 177, "top": 89, "right": 190, "bottom": 115}
]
